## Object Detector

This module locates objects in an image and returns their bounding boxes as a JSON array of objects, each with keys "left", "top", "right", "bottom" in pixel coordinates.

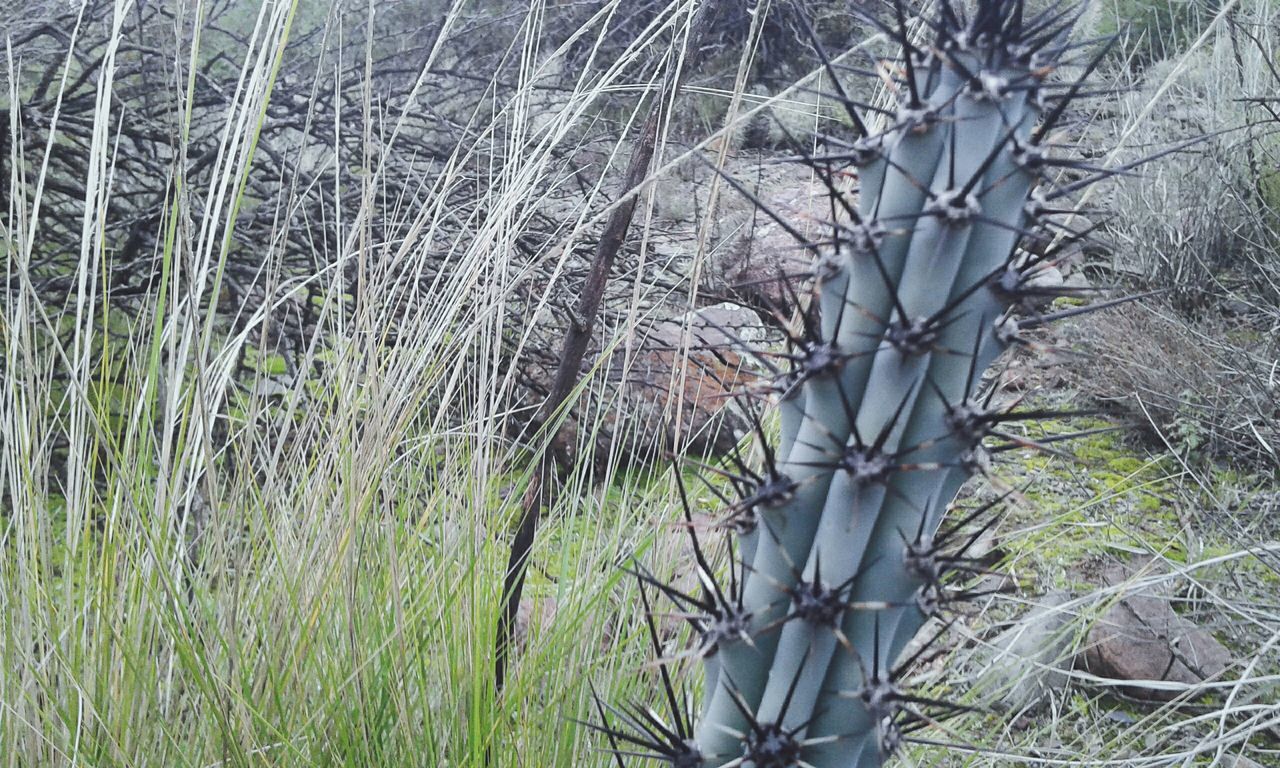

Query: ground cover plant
[{"left": 3, "top": 1, "right": 1278, "bottom": 767}]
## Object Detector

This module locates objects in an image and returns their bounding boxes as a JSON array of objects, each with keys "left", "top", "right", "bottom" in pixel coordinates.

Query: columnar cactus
[{"left": 596, "top": 1, "right": 1128, "bottom": 766}]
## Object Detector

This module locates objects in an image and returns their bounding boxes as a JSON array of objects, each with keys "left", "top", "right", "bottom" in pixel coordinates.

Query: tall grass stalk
[{"left": 0, "top": 2, "right": 718, "bottom": 765}]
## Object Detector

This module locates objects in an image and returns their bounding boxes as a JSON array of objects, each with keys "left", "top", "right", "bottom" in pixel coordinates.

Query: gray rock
[
  {"left": 1055, "top": 243, "right": 1088, "bottom": 274},
  {"left": 1048, "top": 211, "right": 1094, "bottom": 237},
  {"left": 610, "top": 302, "right": 770, "bottom": 457},
  {"left": 251, "top": 376, "right": 294, "bottom": 398},
  {"left": 1222, "top": 756, "right": 1266, "bottom": 768},
  {"left": 707, "top": 166, "right": 826, "bottom": 312},
  {"left": 1221, "top": 298, "right": 1252, "bottom": 317},
  {"left": 515, "top": 597, "right": 558, "bottom": 650},
  {"left": 719, "top": 215, "right": 814, "bottom": 311},
  {"left": 1063, "top": 269, "right": 1092, "bottom": 291},
  {"left": 977, "top": 593, "right": 1079, "bottom": 713},
  {"left": 1023, "top": 263, "right": 1065, "bottom": 302}
]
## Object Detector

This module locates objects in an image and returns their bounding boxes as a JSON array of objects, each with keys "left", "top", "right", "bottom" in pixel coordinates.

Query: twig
[{"left": 493, "top": 0, "right": 725, "bottom": 693}]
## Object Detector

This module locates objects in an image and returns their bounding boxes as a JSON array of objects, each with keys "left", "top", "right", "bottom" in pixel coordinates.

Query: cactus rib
[{"left": 597, "top": 1, "right": 1140, "bottom": 766}]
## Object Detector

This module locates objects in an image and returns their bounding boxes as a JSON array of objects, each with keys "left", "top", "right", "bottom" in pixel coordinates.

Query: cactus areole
[{"left": 594, "top": 1, "right": 1123, "bottom": 766}]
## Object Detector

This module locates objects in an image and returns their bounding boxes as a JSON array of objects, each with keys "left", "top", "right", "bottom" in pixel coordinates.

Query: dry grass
[{"left": 1071, "top": 301, "right": 1279, "bottom": 469}]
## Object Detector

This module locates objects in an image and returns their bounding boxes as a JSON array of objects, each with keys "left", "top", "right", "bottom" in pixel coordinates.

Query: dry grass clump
[
  {"left": 1074, "top": 0, "right": 1280, "bottom": 471},
  {"left": 1071, "top": 301, "right": 1279, "bottom": 469},
  {"left": 1100, "top": 29, "right": 1280, "bottom": 313}
]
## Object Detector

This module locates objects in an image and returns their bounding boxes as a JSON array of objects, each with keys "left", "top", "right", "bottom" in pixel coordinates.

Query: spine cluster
[{"left": 597, "top": 2, "right": 1124, "bottom": 766}]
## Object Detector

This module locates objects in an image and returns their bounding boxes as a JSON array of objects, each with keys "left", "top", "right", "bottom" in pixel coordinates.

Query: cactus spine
[{"left": 597, "top": 1, "right": 1123, "bottom": 766}]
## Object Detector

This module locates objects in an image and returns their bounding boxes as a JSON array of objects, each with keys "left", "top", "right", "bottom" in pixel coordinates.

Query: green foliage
[{"left": 1094, "top": 0, "right": 1225, "bottom": 66}]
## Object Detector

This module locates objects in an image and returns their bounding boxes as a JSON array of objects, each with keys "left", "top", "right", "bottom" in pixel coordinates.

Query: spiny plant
[{"left": 592, "top": 0, "right": 1151, "bottom": 766}]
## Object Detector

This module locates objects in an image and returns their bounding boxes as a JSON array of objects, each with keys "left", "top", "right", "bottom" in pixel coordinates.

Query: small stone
[
  {"left": 1055, "top": 243, "right": 1087, "bottom": 273},
  {"left": 1221, "top": 298, "right": 1252, "bottom": 317},
  {"left": 615, "top": 302, "right": 768, "bottom": 458},
  {"left": 711, "top": 168, "right": 826, "bottom": 312},
  {"left": 1083, "top": 564, "right": 1232, "bottom": 702},
  {"left": 525, "top": 302, "right": 770, "bottom": 467},
  {"left": 252, "top": 376, "right": 294, "bottom": 398},
  {"left": 1063, "top": 269, "right": 1092, "bottom": 291},
  {"left": 515, "top": 597, "right": 558, "bottom": 649},
  {"left": 976, "top": 592, "right": 1078, "bottom": 713},
  {"left": 1222, "top": 756, "right": 1266, "bottom": 768},
  {"left": 1022, "top": 263, "right": 1065, "bottom": 308}
]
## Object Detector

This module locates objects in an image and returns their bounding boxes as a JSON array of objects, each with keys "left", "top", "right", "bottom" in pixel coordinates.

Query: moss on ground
[
  {"left": 916, "top": 392, "right": 1280, "bottom": 766},
  {"left": 987, "top": 414, "right": 1187, "bottom": 590}
]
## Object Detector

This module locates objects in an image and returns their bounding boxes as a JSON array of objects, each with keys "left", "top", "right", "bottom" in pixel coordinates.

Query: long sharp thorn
[
  {"left": 587, "top": 682, "right": 628, "bottom": 768},
  {"left": 795, "top": 9, "right": 870, "bottom": 136},
  {"left": 637, "top": 582, "right": 689, "bottom": 739},
  {"left": 1020, "top": 290, "right": 1164, "bottom": 329},
  {"left": 894, "top": 0, "right": 922, "bottom": 109}
]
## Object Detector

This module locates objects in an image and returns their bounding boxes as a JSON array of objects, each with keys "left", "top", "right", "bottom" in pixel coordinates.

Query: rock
[
  {"left": 1221, "top": 298, "right": 1252, "bottom": 318},
  {"left": 1104, "top": 709, "right": 1135, "bottom": 725},
  {"left": 251, "top": 376, "right": 294, "bottom": 398},
  {"left": 1022, "top": 212, "right": 1109, "bottom": 266},
  {"left": 1083, "top": 563, "right": 1232, "bottom": 702},
  {"left": 608, "top": 302, "right": 768, "bottom": 460},
  {"left": 1048, "top": 211, "right": 1094, "bottom": 237},
  {"left": 661, "top": 302, "right": 773, "bottom": 348},
  {"left": 706, "top": 165, "right": 827, "bottom": 314},
  {"left": 1063, "top": 269, "right": 1092, "bottom": 291},
  {"left": 976, "top": 592, "right": 1078, "bottom": 713},
  {"left": 1022, "top": 263, "right": 1065, "bottom": 307},
  {"left": 515, "top": 597, "right": 558, "bottom": 649},
  {"left": 1055, "top": 242, "right": 1088, "bottom": 274},
  {"left": 1222, "top": 756, "right": 1266, "bottom": 768},
  {"left": 1044, "top": 212, "right": 1112, "bottom": 256},
  {"left": 515, "top": 154, "right": 825, "bottom": 470},
  {"left": 525, "top": 302, "right": 772, "bottom": 468},
  {"left": 718, "top": 213, "right": 815, "bottom": 313}
]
